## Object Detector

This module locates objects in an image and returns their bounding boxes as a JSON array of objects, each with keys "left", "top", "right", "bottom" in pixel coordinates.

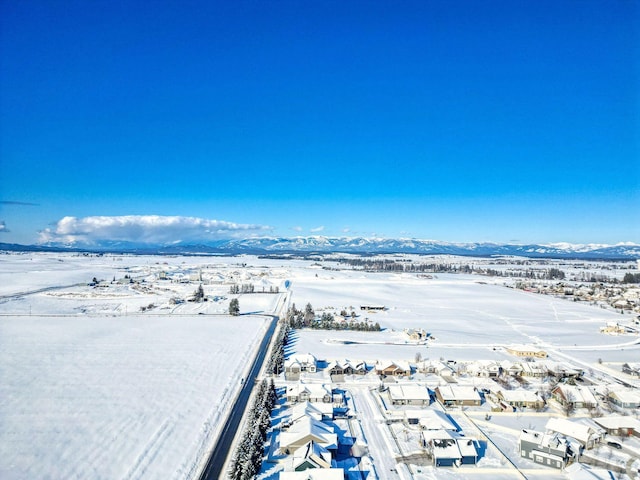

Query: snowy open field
[
  {"left": 0, "top": 253, "right": 276, "bottom": 480},
  {"left": 286, "top": 268, "right": 640, "bottom": 366}
]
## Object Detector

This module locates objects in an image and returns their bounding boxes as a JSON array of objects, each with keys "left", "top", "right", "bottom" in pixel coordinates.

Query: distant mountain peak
[{"left": 2, "top": 237, "right": 639, "bottom": 259}]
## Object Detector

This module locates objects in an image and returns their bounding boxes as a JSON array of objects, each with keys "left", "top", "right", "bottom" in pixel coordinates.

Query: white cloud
[
  {"left": 342, "top": 227, "right": 351, "bottom": 233},
  {"left": 310, "top": 225, "right": 325, "bottom": 233},
  {"left": 38, "top": 215, "right": 271, "bottom": 245},
  {"left": 0, "top": 221, "right": 9, "bottom": 233},
  {"left": 291, "top": 226, "right": 303, "bottom": 232}
]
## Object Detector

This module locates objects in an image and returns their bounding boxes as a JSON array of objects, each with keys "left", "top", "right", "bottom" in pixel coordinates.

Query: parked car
[{"left": 607, "top": 441, "right": 622, "bottom": 450}]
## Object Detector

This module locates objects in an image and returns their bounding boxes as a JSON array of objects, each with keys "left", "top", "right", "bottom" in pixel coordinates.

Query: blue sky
[{"left": 1, "top": 0, "right": 638, "bottom": 245}]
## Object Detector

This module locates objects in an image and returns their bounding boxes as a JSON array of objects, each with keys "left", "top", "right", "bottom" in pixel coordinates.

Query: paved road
[{"left": 198, "top": 315, "right": 278, "bottom": 480}]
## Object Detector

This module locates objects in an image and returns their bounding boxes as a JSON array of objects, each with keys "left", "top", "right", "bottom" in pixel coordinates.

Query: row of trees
[
  {"left": 622, "top": 272, "right": 640, "bottom": 284},
  {"left": 336, "top": 258, "right": 574, "bottom": 280},
  {"left": 286, "top": 303, "right": 381, "bottom": 331},
  {"left": 228, "top": 379, "right": 277, "bottom": 479},
  {"left": 229, "top": 284, "right": 280, "bottom": 294},
  {"left": 265, "top": 323, "right": 290, "bottom": 375},
  {"left": 229, "top": 284, "right": 256, "bottom": 294}
]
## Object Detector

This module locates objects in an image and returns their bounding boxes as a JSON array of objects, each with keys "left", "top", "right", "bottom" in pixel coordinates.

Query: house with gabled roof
[
  {"left": 406, "top": 409, "right": 458, "bottom": 431},
  {"left": 465, "top": 360, "right": 502, "bottom": 378},
  {"left": 284, "top": 353, "right": 317, "bottom": 374},
  {"left": 506, "top": 345, "right": 547, "bottom": 358},
  {"left": 607, "top": 387, "right": 640, "bottom": 409},
  {"left": 279, "top": 416, "right": 338, "bottom": 455},
  {"left": 551, "top": 384, "right": 597, "bottom": 410},
  {"left": 326, "top": 359, "right": 366, "bottom": 376},
  {"left": 289, "top": 401, "right": 333, "bottom": 422},
  {"left": 375, "top": 360, "right": 411, "bottom": 377},
  {"left": 421, "top": 429, "right": 479, "bottom": 466},
  {"left": 517, "top": 361, "right": 548, "bottom": 378},
  {"left": 286, "top": 382, "right": 332, "bottom": 404},
  {"left": 435, "top": 385, "right": 482, "bottom": 407},
  {"left": 496, "top": 388, "right": 544, "bottom": 410},
  {"left": 387, "top": 384, "right": 430, "bottom": 406},
  {"left": 417, "top": 359, "right": 456, "bottom": 378},
  {"left": 594, "top": 415, "right": 640, "bottom": 437},
  {"left": 519, "top": 429, "right": 573, "bottom": 469},
  {"left": 286, "top": 440, "right": 334, "bottom": 471},
  {"left": 545, "top": 417, "right": 605, "bottom": 449}
]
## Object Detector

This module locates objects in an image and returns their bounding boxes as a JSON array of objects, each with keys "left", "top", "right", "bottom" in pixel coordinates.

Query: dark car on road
[{"left": 607, "top": 441, "right": 622, "bottom": 449}]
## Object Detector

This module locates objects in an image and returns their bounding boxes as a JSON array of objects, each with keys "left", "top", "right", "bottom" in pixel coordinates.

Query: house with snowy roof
[
  {"left": 387, "top": 384, "right": 431, "bottom": 406},
  {"left": 517, "top": 361, "right": 549, "bottom": 378},
  {"left": 545, "top": 417, "right": 605, "bottom": 449},
  {"left": 416, "top": 360, "right": 457, "bottom": 382},
  {"left": 435, "top": 385, "right": 482, "bottom": 407},
  {"left": 496, "top": 388, "right": 544, "bottom": 410},
  {"left": 403, "top": 328, "right": 429, "bottom": 341},
  {"left": 284, "top": 353, "right": 318, "bottom": 374},
  {"left": 506, "top": 345, "right": 547, "bottom": 358},
  {"left": 519, "top": 429, "right": 573, "bottom": 469},
  {"left": 405, "top": 409, "right": 458, "bottom": 431},
  {"left": 285, "top": 440, "right": 334, "bottom": 471},
  {"left": 594, "top": 415, "right": 640, "bottom": 437},
  {"left": 326, "top": 359, "right": 366, "bottom": 376},
  {"left": 279, "top": 416, "right": 338, "bottom": 455},
  {"left": 551, "top": 384, "right": 597, "bottom": 410},
  {"left": 286, "top": 383, "right": 332, "bottom": 404},
  {"left": 421, "top": 429, "right": 479, "bottom": 466},
  {"left": 465, "top": 360, "right": 502, "bottom": 378},
  {"left": 289, "top": 401, "right": 334, "bottom": 423},
  {"left": 374, "top": 360, "right": 411, "bottom": 377},
  {"left": 607, "top": 387, "right": 640, "bottom": 409}
]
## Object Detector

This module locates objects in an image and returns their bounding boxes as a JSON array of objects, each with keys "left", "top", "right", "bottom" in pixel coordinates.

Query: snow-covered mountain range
[{"left": 4, "top": 237, "right": 639, "bottom": 259}]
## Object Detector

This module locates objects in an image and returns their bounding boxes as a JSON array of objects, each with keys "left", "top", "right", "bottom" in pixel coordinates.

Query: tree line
[
  {"left": 229, "top": 283, "right": 280, "bottom": 294},
  {"left": 228, "top": 379, "right": 277, "bottom": 479},
  {"left": 286, "top": 303, "right": 381, "bottom": 332}
]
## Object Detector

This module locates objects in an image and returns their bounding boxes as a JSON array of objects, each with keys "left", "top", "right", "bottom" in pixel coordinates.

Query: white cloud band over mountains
[{"left": 38, "top": 215, "right": 271, "bottom": 246}]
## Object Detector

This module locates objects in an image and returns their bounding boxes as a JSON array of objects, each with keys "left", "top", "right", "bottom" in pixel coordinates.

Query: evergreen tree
[{"left": 229, "top": 298, "right": 240, "bottom": 316}]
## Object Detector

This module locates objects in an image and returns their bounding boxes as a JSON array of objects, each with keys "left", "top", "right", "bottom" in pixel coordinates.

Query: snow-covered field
[
  {"left": 288, "top": 268, "right": 640, "bottom": 365},
  {"left": 0, "top": 253, "right": 275, "bottom": 480}
]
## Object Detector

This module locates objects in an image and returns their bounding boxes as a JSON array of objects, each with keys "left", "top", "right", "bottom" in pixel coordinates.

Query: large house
[
  {"left": 496, "top": 388, "right": 544, "bottom": 410},
  {"left": 519, "top": 429, "right": 573, "bottom": 469},
  {"left": 374, "top": 360, "right": 411, "bottom": 377},
  {"left": 326, "top": 359, "right": 367, "bottom": 376},
  {"left": 286, "top": 383, "right": 333, "bottom": 404},
  {"left": 279, "top": 416, "right": 338, "bottom": 455},
  {"left": 551, "top": 384, "right": 597, "bottom": 410},
  {"left": 594, "top": 415, "right": 640, "bottom": 437},
  {"left": 607, "top": 388, "right": 640, "bottom": 409},
  {"left": 545, "top": 417, "right": 605, "bottom": 449},
  {"left": 405, "top": 409, "right": 458, "bottom": 431},
  {"left": 387, "top": 385, "right": 431, "bottom": 406},
  {"left": 435, "top": 385, "right": 482, "bottom": 407},
  {"left": 421, "top": 430, "right": 479, "bottom": 467},
  {"left": 284, "top": 353, "right": 318, "bottom": 374}
]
